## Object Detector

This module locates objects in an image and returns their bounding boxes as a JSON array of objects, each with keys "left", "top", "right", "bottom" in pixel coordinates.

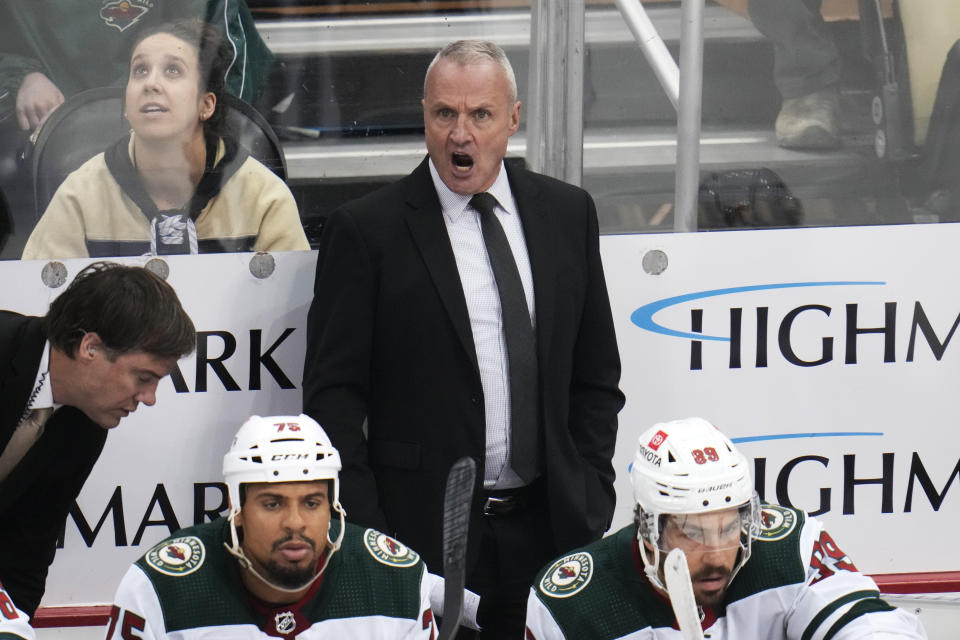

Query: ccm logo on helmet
[
  {"left": 637, "top": 445, "right": 662, "bottom": 467},
  {"left": 271, "top": 454, "right": 310, "bottom": 461}
]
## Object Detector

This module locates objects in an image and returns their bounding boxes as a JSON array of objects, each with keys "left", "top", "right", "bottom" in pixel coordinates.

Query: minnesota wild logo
[
  {"left": 363, "top": 529, "right": 420, "bottom": 567},
  {"left": 757, "top": 505, "right": 797, "bottom": 541},
  {"left": 99, "top": 0, "right": 150, "bottom": 32},
  {"left": 145, "top": 536, "right": 205, "bottom": 576},
  {"left": 539, "top": 552, "right": 593, "bottom": 598}
]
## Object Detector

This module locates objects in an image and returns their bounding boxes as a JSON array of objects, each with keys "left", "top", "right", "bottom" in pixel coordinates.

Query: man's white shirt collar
[
  {"left": 30, "top": 341, "right": 56, "bottom": 411},
  {"left": 428, "top": 158, "right": 518, "bottom": 221}
]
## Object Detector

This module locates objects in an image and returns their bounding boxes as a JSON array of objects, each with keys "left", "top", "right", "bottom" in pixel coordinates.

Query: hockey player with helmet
[
  {"left": 106, "top": 415, "right": 436, "bottom": 639},
  {"left": 525, "top": 417, "right": 928, "bottom": 639},
  {"left": 0, "top": 580, "right": 34, "bottom": 639}
]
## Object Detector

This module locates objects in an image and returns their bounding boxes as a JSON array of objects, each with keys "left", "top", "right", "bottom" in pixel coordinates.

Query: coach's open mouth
[{"left": 452, "top": 152, "right": 474, "bottom": 171}]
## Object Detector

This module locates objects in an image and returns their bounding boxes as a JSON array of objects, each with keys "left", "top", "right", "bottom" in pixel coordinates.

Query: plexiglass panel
[
  {"left": 583, "top": 0, "right": 959, "bottom": 233},
  {"left": 0, "top": 0, "right": 956, "bottom": 259}
]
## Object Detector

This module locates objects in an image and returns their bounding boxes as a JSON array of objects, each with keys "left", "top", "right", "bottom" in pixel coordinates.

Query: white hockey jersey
[
  {"left": 106, "top": 518, "right": 435, "bottom": 639},
  {"left": 526, "top": 505, "right": 927, "bottom": 639},
  {"left": 0, "top": 581, "right": 34, "bottom": 640}
]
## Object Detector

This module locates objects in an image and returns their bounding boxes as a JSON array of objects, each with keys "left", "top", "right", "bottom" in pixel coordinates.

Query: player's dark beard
[
  {"left": 264, "top": 562, "right": 316, "bottom": 589},
  {"left": 692, "top": 563, "right": 732, "bottom": 608},
  {"left": 265, "top": 534, "right": 318, "bottom": 589}
]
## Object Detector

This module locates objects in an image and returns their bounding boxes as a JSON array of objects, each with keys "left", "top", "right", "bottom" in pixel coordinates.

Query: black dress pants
[{"left": 461, "top": 483, "right": 558, "bottom": 639}]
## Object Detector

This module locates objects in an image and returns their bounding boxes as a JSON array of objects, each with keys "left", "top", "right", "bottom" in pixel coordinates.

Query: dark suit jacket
[
  {"left": 303, "top": 157, "right": 624, "bottom": 574},
  {"left": 0, "top": 311, "right": 107, "bottom": 616}
]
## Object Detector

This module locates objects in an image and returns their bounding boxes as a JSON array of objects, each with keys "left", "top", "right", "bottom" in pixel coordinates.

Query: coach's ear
[
  {"left": 77, "top": 331, "right": 104, "bottom": 362},
  {"left": 508, "top": 100, "right": 521, "bottom": 135}
]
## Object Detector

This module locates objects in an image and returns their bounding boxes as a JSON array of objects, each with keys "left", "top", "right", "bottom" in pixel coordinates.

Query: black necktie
[{"left": 470, "top": 192, "right": 540, "bottom": 483}]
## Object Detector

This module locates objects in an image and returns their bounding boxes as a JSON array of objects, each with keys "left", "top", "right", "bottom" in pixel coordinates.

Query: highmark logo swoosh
[
  {"left": 630, "top": 281, "right": 886, "bottom": 341},
  {"left": 730, "top": 432, "right": 883, "bottom": 444}
]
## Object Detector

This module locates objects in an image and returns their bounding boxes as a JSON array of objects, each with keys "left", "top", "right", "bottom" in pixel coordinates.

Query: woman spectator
[{"left": 22, "top": 19, "right": 308, "bottom": 258}]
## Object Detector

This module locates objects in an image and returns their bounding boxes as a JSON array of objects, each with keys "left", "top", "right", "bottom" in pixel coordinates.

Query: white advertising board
[
  {"left": 1, "top": 222, "right": 957, "bottom": 611},
  {"left": 604, "top": 223, "right": 960, "bottom": 577}
]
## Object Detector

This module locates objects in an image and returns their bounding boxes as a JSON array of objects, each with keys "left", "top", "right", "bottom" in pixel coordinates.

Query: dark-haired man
[{"left": 0, "top": 261, "right": 195, "bottom": 617}]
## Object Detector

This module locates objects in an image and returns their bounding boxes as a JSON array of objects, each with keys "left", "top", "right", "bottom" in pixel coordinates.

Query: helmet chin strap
[
  {"left": 636, "top": 527, "right": 667, "bottom": 593},
  {"left": 223, "top": 504, "right": 347, "bottom": 595}
]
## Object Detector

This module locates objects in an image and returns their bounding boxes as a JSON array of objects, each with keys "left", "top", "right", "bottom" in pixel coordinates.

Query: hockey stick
[
  {"left": 437, "top": 457, "right": 477, "bottom": 640},
  {"left": 664, "top": 548, "right": 705, "bottom": 640}
]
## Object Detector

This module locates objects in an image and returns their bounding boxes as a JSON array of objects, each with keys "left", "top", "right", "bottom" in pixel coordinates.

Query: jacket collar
[
  {"left": 400, "top": 156, "right": 558, "bottom": 377},
  {"left": 0, "top": 314, "right": 47, "bottom": 443}
]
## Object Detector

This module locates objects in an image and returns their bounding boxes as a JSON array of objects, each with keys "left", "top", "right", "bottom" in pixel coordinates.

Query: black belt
[{"left": 482, "top": 478, "right": 544, "bottom": 517}]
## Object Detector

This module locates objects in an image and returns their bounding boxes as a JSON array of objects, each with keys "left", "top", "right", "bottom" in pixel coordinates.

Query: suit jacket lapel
[
  {"left": 0, "top": 314, "right": 48, "bottom": 507},
  {"left": 0, "top": 314, "right": 45, "bottom": 446},
  {"left": 507, "top": 164, "right": 557, "bottom": 371},
  {"left": 402, "top": 158, "right": 480, "bottom": 374}
]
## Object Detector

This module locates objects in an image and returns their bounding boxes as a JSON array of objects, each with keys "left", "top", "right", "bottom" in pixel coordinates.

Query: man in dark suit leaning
[
  {"left": 303, "top": 40, "right": 624, "bottom": 637},
  {"left": 0, "top": 262, "right": 195, "bottom": 619}
]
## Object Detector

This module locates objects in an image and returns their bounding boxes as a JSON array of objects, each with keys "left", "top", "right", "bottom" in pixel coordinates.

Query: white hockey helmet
[
  {"left": 630, "top": 417, "right": 760, "bottom": 593},
  {"left": 222, "top": 414, "right": 346, "bottom": 592}
]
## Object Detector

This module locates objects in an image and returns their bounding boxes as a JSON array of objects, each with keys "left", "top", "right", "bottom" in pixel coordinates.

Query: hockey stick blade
[
  {"left": 437, "top": 457, "right": 477, "bottom": 640},
  {"left": 664, "top": 548, "right": 705, "bottom": 640}
]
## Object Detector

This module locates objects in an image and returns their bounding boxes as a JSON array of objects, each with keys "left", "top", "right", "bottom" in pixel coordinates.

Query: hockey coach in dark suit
[
  {"left": 0, "top": 262, "right": 194, "bottom": 617},
  {"left": 303, "top": 40, "right": 624, "bottom": 637}
]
